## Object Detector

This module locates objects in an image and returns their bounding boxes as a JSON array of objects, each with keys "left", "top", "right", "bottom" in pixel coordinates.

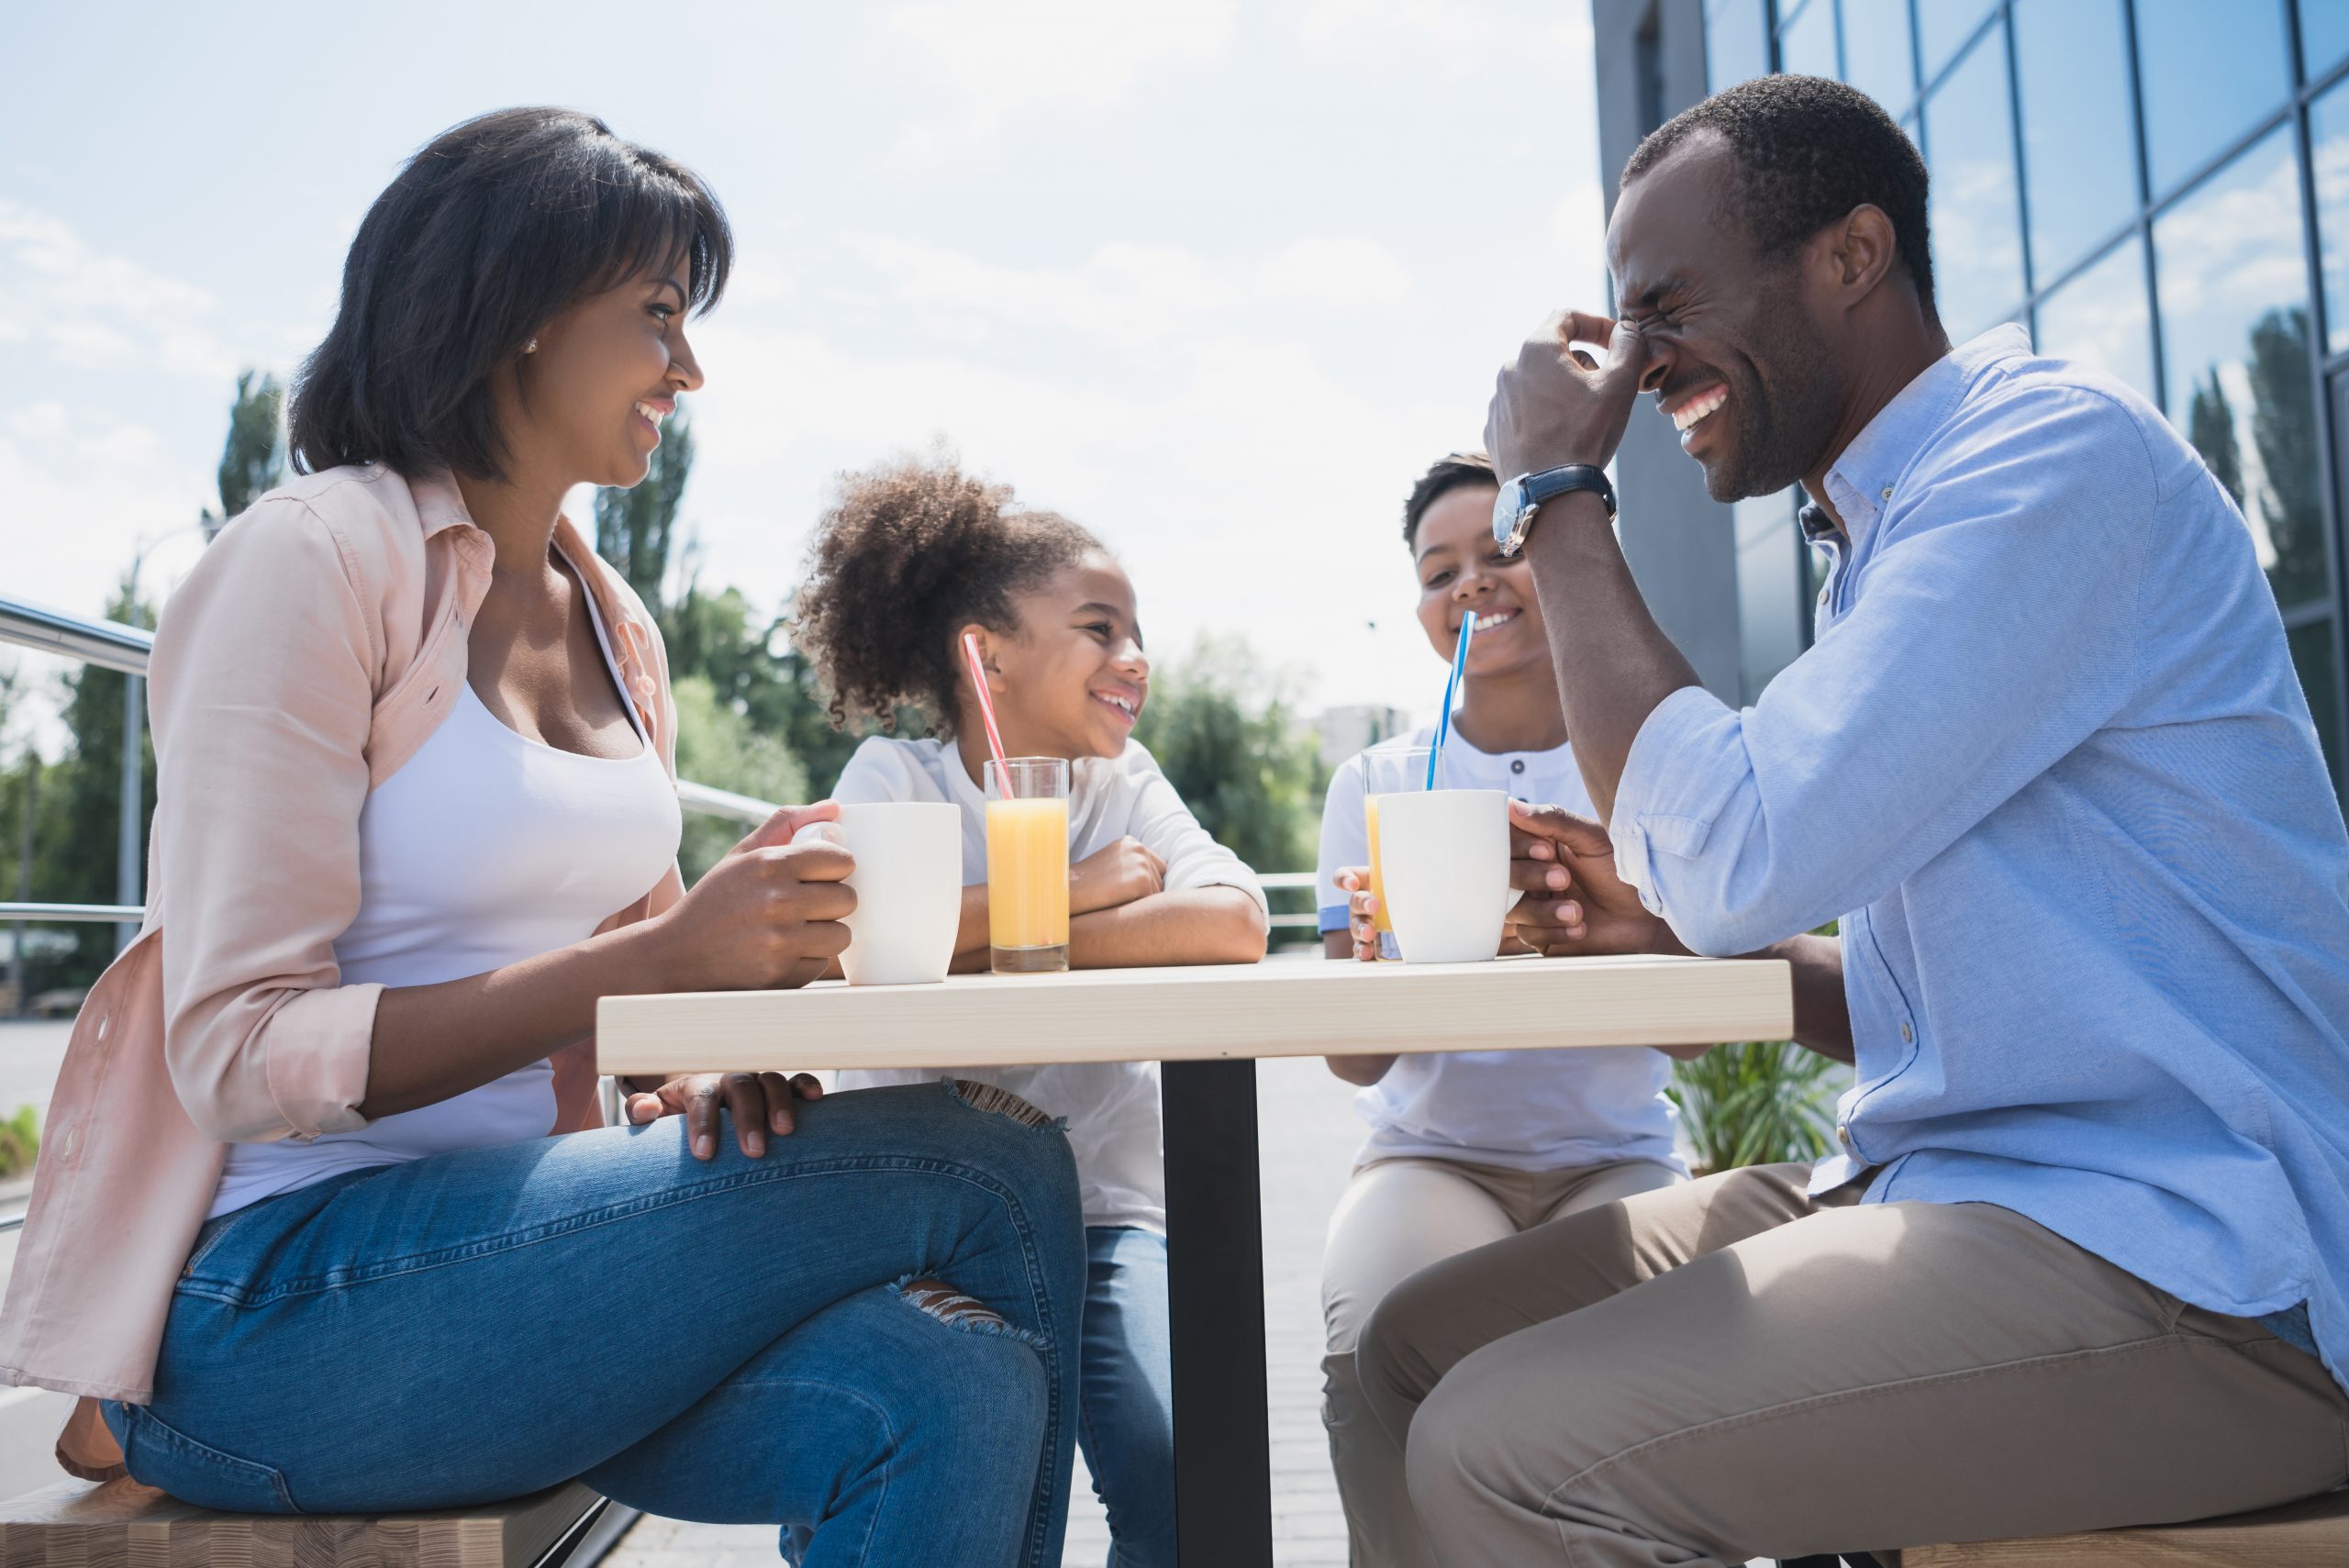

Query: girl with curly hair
[{"left": 794, "top": 452, "right": 1270, "bottom": 1567}]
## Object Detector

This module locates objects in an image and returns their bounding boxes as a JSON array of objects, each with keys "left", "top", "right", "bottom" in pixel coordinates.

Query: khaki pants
[
  {"left": 1322, "top": 1156, "right": 1686, "bottom": 1568},
  {"left": 1356, "top": 1162, "right": 2349, "bottom": 1567}
]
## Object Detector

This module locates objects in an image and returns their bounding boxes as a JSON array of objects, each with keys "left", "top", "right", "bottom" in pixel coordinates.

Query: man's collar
[{"left": 1815, "top": 323, "right": 2032, "bottom": 543}]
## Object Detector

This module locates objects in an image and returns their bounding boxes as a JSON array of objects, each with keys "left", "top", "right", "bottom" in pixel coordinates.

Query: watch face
[{"left": 1491, "top": 479, "right": 1527, "bottom": 554}]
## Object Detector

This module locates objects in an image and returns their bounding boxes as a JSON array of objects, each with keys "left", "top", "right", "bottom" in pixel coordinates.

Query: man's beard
[{"left": 1703, "top": 316, "right": 1842, "bottom": 504}]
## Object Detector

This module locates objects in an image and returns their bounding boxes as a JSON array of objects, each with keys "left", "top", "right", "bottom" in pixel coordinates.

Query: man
[{"left": 1352, "top": 74, "right": 2349, "bottom": 1566}]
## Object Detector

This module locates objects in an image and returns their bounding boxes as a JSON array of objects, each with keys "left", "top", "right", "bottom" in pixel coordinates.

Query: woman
[
  {"left": 1313, "top": 452, "right": 1687, "bottom": 1568},
  {"left": 0, "top": 108, "right": 1085, "bottom": 1568}
]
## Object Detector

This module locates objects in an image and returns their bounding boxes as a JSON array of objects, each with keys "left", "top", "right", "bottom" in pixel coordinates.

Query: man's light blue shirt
[{"left": 1612, "top": 326, "right": 2349, "bottom": 1385}]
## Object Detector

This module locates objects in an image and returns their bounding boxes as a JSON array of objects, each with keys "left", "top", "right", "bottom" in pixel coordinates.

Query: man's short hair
[
  {"left": 1402, "top": 451, "right": 1497, "bottom": 549},
  {"left": 1623, "top": 74, "right": 1936, "bottom": 321}
]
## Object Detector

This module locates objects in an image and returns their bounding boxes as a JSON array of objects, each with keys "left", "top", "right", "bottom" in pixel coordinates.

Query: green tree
[
  {"left": 1130, "top": 635, "right": 1323, "bottom": 877},
  {"left": 2188, "top": 369, "right": 2244, "bottom": 515},
  {"left": 2248, "top": 306, "right": 2323, "bottom": 609},
  {"left": 51, "top": 577, "right": 159, "bottom": 927},
  {"left": 670, "top": 674, "right": 808, "bottom": 884},
  {"left": 202, "top": 370, "right": 285, "bottom": 538},
  {"left": 596, "top": 407, "right": 694, "bottom": 608}
]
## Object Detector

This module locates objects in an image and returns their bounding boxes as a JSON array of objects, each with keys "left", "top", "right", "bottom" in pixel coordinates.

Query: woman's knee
[{"left": 891, "top": 1287, "right": 1051, "bottom": 1456}]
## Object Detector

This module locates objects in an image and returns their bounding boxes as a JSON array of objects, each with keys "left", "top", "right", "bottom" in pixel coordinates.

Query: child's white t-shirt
[
  {"left": 1315, "top": 727, "right": 1684, "bottom": 1174},
  {"left": 830, "top": 734, "right": 1269, "bottom": 1233}
]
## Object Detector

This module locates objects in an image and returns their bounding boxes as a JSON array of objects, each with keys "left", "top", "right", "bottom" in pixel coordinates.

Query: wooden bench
[
  {"left": 1901, "top": 1487, "right": 2349, "bottom": 1566},
  {"left": 0, "top": 1477, "right": 608, "bottom": 1568}
]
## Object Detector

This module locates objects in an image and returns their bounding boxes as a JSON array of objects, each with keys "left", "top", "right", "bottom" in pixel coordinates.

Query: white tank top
[{"left": 209, "top": 572, "right": 681, "bottom": 1218}]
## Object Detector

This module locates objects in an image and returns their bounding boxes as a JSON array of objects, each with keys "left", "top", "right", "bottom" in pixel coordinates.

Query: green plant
[
  {"left": 0, "top": 1105, "right": 39, "bottom": 1180},
  {"left": 1667, "top": 1040, "right": 1840, "bottom": 1175}
]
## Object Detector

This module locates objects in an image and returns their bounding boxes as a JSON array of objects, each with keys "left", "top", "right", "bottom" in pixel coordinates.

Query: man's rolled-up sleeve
[{"left": 1609, "top": 386, "right": 2156, "bottom": 956}]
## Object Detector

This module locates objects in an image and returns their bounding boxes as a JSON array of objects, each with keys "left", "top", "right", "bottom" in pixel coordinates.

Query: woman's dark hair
[
  {"left": 794, "top": 454, "right": 1102, "bottom": 737},
  {"left": 1402, "top": 450, "right": 1497, "bottom": 549},
  {"left": 289, "top": 106, "right": 732, "bottom": 482}
]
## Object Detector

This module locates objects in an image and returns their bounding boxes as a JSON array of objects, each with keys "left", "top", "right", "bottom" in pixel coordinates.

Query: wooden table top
[{"left": 595, "top": 953, "right": 1794, "bottom": 1075}]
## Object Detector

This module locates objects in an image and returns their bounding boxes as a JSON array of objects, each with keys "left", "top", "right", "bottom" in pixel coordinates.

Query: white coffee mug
[
  {"left": 1375, "top": 788, "right": 1516, "bottom": 964},
  {"left": 814, "top": 802, "right": 963, "bottom": 985}
]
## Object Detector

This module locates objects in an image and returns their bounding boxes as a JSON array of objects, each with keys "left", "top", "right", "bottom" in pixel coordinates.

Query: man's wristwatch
[{"left": 1491, "top": 464, "right": 1617, "bottom": 556}]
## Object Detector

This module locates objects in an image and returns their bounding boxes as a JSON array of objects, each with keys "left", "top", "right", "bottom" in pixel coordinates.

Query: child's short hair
[
  {"left": 1402, "top": 450, "right": 1497, "bottom": 549},
  {"left": 794, "top": 452, "right": 1102, "bottom": 736}
]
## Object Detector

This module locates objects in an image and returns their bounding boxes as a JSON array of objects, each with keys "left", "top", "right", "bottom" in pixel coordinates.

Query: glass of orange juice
[
  {"left": 985, "top": 757, "right": 1072, "bottom": 973},
  {"left": 1361, "top": 746, "right": 1433, "bottom": 961}
]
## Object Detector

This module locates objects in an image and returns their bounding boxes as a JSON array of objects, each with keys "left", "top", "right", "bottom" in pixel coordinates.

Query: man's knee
[{"left": 1353, "top": 1271, "right": 1453, "bottom": 1446}]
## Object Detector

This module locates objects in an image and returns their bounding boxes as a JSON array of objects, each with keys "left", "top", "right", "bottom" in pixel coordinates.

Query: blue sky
[{"left": 2, "top": 0, "right": 1605, "bottom": 729}]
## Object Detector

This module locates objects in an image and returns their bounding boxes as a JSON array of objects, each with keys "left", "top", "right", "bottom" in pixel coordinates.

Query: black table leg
[{"left": 1161, "top": 1057, "right": 1274, "bottom": 1568}]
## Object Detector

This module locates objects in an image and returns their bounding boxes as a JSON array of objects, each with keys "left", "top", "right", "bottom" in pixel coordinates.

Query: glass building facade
[{"left": 1704, "top": 0, "right": 2349, "bottom": 786}]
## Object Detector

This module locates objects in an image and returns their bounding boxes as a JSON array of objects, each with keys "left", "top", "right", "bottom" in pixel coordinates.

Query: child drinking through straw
[
  {"left": 793, "top": 452, "right": 1270, "bottom": 1567},
  {"left": 1314, "top": 452, "right": 1687, "bottom": 1568}
]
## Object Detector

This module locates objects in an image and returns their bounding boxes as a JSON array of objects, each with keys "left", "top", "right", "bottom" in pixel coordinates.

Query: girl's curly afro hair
[{"left": 792, "top": 452, "right": 1103, "bottom": 737}]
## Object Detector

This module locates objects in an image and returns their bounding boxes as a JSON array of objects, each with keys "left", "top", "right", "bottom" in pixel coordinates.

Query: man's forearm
[
  {"left": 1521, "top": 494, "right": 1704, "bottom": 822},
  {"left": 1766, "top": 932, "right": 1852, "bottom": 1063}
]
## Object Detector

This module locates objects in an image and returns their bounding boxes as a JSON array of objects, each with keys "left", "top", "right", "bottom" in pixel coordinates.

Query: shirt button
[
  {"left": 1901, "top": 1022, "right": 1914, "bottom": 1043},
  {"left": 1879, "top": 485, "right": 1893, "bottom": 501},
  {"left": 1836, "top": 1123, "right": 1854, "bottom": 1152},
  {"left": 1510, "top": 759, "right": 1525, "bottom": 774}
]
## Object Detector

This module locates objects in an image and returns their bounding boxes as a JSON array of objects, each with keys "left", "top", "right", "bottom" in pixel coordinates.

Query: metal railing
[{"left": 0, "top": 587, "right": 1322, "bottom": 995}]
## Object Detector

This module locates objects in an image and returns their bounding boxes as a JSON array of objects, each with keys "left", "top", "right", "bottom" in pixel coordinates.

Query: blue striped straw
[{"left": 1426, "top": 609, "right": 1476, "bottom": 789}]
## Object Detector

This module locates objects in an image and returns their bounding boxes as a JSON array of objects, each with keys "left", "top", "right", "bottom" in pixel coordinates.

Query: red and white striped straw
[{"left": 962, "top": 632, "right": 1013, "bottom": 787}]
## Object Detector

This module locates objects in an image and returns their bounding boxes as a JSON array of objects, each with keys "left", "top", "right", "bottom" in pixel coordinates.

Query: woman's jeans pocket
[{"left": 103, "top": 1400, "right": 302, "bottom": 1514}]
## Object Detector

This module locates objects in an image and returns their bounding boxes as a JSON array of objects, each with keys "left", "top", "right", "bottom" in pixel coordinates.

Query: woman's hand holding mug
[{"left": 624, "top": 802, "right": 853, "bottom": 1162}]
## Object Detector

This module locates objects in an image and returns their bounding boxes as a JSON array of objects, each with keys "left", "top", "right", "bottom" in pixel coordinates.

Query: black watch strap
[{"left": 1524, "top": 463, "right": 1616, "bottom": 520}]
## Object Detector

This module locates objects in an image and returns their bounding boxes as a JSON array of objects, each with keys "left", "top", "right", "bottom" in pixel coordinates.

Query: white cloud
[
  {"left": 1295, "top": 0, "right": 1494, "bottom": 48},
  {"left": 839, "top": 230, "right": 1413, "bottom": 353},
  {"left": 884, "top": 0, "right": 1236, "bottom": 149},
  {"left": 1260, "top": 238, "right": 1410, "bottom": 306},
  {"left": 0, "top": 200, "right": 240, "bottom": 383},
  {"left": 843, "top": 234, "right": 1228, "bottom": 348},
  {"left": 1548, "top": 179, "right": 1610, "bottom": 304}
]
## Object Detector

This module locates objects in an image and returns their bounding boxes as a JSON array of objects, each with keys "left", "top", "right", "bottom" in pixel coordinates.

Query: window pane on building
[
  {"left": 2135, "top": 0, "right": 2293, "bottom": 198},
  {"left": 2304, "top": 0, "right": 2349, "bottom": 85},
  {"left": 1735, "top": 489, "right": 1806, "bottom": 704},
  {"left": 1843, "top": 0, "right": 1917, "bottom": 117},
  {"left": 2034, "top": 236, "right": 2155, "bottom": 405},
  {"left": 1923, "top": 20, "right": 2026, "bottom": 340},
  {"left": 2290, "top": 617, "right": 2344, "bottom": 785},
  {"left": 1706, "top": 0, "right": 1772, "bottom": 91},
  {"left": 1780, "top": 0, "right": 1839, "bottom": 79},
  {"left": 1915, "top": 0, "right": 1996, "bottom": 84},
  {"left": 2156, "top": 127, "right": 2326, "bottom": 612},
  {"left": 2012, "top": 0, "right": 2139, "bottom": 284},
  {"left": 2309, "top": 74, "right": 2349, "bottom": 356}
]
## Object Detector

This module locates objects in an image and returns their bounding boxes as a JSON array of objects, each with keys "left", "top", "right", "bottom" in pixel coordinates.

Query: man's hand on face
[
  {"left": 1506, "top": 800, "right": 1687, "bottom": 958},
  {"left": 1486, "top": 311, "right": 1653, "bottom": 480}
]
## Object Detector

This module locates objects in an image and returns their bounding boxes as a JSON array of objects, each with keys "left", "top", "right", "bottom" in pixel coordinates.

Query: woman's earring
[{"left": 523, "top": 339, "right": 539, "bottom": 354}]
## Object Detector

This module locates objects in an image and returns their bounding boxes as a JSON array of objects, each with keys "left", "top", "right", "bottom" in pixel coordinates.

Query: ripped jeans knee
[
  {"left": 944, "top": 1078, "right": 1060, "bottom": 1130},
  {"left": 897, "top": 1277, "right": 1008, "bottom": 1329}
]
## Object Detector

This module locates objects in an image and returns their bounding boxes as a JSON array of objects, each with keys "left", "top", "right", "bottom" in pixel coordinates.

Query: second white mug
[
  {"left": 829, "top": 801, "right": 963, "bottom": 986},
  {"left": 1375, "top": 787, "right": 1515, "bottom": 964}
]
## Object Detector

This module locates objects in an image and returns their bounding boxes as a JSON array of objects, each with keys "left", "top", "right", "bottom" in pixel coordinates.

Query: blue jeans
[
  {"left": 103, "top": 1082, "right": 1086, "bottom": 1568},
  {"left": 1078, "top": 1226, "right": 1175, "bottom": 1568}
]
